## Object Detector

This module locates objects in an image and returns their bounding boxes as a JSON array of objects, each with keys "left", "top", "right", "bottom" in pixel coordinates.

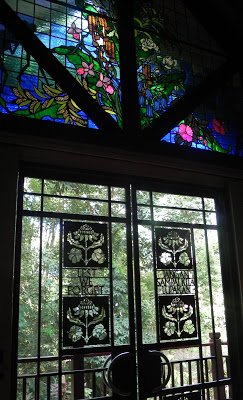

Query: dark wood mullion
[
  {"left": 116, "top": 0, "right": 141, "bottom": 135},
  {"left": 142, "top": 59, "right": 237, "bottom": 140},
  {"left": 1, "top": 1, "right": 121, "bottom": 135}
]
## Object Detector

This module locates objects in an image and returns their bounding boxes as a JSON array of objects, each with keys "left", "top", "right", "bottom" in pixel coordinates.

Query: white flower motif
[
  {"left": 179, "top": 251, "right": 191, "bottom": 266},
  {"left": 160, "top": 252, "right": 172, "bottom": 266},
  {"left": 164, "top": 321, "right": 176, "bottom": 336},
  {"left": 183, "top": 319, "right": 195, "bottom": 335},
  {"left": 162, "top": 55, "right": 178, "bottom": 70},
  {"left": 68, "top": 248, "right": 82, "bottom": 263},
  {"left": 91, "top": 248, "right": 106, "bottom": 264},
  {"left": 92, "top": 324, "right": 107, "bottom": 340},
  {"left": 141, "top": 38, "right": 159, "bottom": 52},
  {"left": 68, "top": 326, "right": 83, "bottom": 342}
]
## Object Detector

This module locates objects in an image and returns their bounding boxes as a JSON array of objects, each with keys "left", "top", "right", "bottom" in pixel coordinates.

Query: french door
[{"left": 15, "top": 169, "right": 231, "bottom": 400}]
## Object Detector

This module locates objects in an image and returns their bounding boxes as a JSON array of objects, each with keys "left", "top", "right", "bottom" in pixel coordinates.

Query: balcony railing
[{"left": 17, "top": 333, "right": 231, "bottom": 400}]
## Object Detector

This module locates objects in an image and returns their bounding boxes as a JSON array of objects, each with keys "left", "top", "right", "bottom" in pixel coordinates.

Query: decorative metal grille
[
  {"left": 64, "top": 221, "right": 108, "bottom": 268},
  {"left": 155, "top": 229, "right": 192, "bottom": 270},
  {"left": 63, "top": 221, "right": 110, "bottom": 348},
  {"left": 154, "top": 228, "right": 197, "bottom": 342},
  {"left": 159, "top": 295, "right": 197, "bottom": 340},
  {"left": 63, "top": 296, "right": 109, "bottom": 347}
]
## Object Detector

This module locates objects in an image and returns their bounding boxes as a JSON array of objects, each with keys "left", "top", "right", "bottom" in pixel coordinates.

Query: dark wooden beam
[
  {"left": 143, "top": 59, "right": 238, "bottom": 140},
  {"left": 116, "top": 0, "right": 141, "bottom": 134},
  {"left": 1, "top": 1, "right": 121, "bottom": 134}
]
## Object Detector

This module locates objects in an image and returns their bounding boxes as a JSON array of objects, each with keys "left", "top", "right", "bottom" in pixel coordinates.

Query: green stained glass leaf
[
  {"left": 34, "top": 87, "right": 47, "bottom": 99},
  {"left": 52, "top": 46, "right": 100, "bottom": 72},
  {"left": 0, "top": 97, "right": 6, "bottom": 108},
  {"left": 17, "top": 82, "right": 26, "bottom": 98},
  {"left": 75, "top": 0, "right": 97, "bottom": 12},
  {"left": 14, "top": 103, "right": 59, "bottom": 119},
  {"left": 33, "top": 102, "right": 41, "bottom": 114},
  {"left": 52, "top": 46, "right": 76, "bottom": 56},
  {"left": 18, "top": 100, "right": 31, "bottom": 107}
]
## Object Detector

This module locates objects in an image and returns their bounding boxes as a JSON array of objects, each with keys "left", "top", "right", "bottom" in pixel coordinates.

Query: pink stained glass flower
[
  {"left": 96, "top": 73, "right": 114, "bottom": 94},
  {"left": 178, "top": 123, "right": 193, "bottom": 142},
  {"left": 77, "top": 62, "right": 95, "bottom": 78},
  {"left": 67, "top": 21, "right": 82, "bottom": 41}
]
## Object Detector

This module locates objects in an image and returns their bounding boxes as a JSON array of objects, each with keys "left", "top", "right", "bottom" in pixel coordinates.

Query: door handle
[
  {"left": 103, "top": 352, "right": 132, "bottom": 397},
  {"left": 148, "top": 350, "right": 171, "bottom": 393}
]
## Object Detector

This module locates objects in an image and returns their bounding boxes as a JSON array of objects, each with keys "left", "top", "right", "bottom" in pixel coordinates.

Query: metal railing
[{"left": 17, "top": 334, "right": 231, "bottom": 400}]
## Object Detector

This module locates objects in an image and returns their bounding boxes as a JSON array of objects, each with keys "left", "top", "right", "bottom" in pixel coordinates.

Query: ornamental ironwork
[
  {"left": 63, "top": 296, "right": 109, "bottom": 347},
  {"left": 155, "top": 228, "right": 192, "bottom": 269},
  {"left": 159, "top": 296, "right": 197, "bottom": 341},
  {"left": 64, "top": 221, "right": 108, "bottom": 268}
]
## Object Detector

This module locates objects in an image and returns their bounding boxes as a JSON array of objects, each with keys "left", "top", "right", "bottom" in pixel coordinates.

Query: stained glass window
[
  {"left": 134, "top": 0, "right": 243, "bottom": 156},
  {"left": 1, "top": 0, "right": 243, "bottom": 156},
  {"left": 0, "top": 0, "right": 121, "bottom": 128}
]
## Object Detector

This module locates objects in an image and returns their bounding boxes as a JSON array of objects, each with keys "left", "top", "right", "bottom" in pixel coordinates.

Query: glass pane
[
  {"left": 24, "top": 177, "right": 42, "bottom": 193},
  {"left": 204, "top": 198, "right": 216, "bottom": 211},
  {"left": 110, "top": 186, "right": 126, "bottom": 201},
  {"left": 207, "top": 230, "right": 227, "bottom": 342},
  {"left": 193, "top": 229, "right": 213, "bottom": 343},
  {"left": 205, "top": 211, "right": 217, "bottom": 225},
  {"left": 136, "top": 190, "right": 150, "bottom": 205},
  {"left": 23, "top": 194, "right": 41, "bottom": 211},
  {"left": 43, "top": 197, "right": 109, "bottom": 215},
  {"left": 111, "top": 202, "right": 126, "bottom": 217},
  {"left": 41, "top": 218, "right": 60, "bottom": 356},
  {"left": 44, "top": 180, "right": 108, "bottom": 199},
  {"left": 138, "top": 224, "right": 156, "bottom": 343},
  {"left": 137, "top": 205, "right": 151, "bottom": 220},
  {"left": 112, "top": 223, "right": 130, "bottom": 345},
  {"left": 18, "top": 216, "right": 40, "bottom": 358},
  {"left": 153, "top": 207, "right": 203, "bottom": 223},
  {"left": 153, "top": 192, "right": 202, "bottom": 209}
]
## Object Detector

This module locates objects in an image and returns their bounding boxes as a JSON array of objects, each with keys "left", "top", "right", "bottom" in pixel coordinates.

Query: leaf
[
  {"left": 70, "top": 98, "right": 80, "bottom": 110},
  {"left": 13, "top": 87, "right": 24, "bottom": 99},
  {"left": 26, "top": 91, "right": 37, "bottom": 101},
  {"left": 179, "top": 306, "right": 193, "bottom": 322},
  {"left": 33, "top": 102, "right": 41, "bottom": 114},
  {"left": 103, "top": 106, "right": 116, "bottom": 115},
  {"left": 34, "top": 87, "right": 47, "bottom": 99},
  {"left": 18, "top": 100, "right": 31, "bottom": 107},
  {"left": 69, "top": 108, "right": 80, "bottom": 118},
  {"left": 17, "top": 82, "right": 26, "bottom": 98},
  {"left": 52, "top": 45, "right": 78, "bottom": 55},
  {"left": 57, "top": 103, "right": 67, "bottom": 112},
  {"left": 0, "top": 97, "right": 6, "bottom": 108},
  {"left": 43, "top": 84, "right": 62, "bottom": 96},
  {"left": 42, "top": 97, "right": 54, "bottom": 109},
  {"left": 161, "top": 306, "right": 177, "bottom": 322},
  {"left": 175, "top": 239, "right": 188, "bottom": 254},
  {"left": 88, "top": 308, "right": 106, "bottom": 327}
]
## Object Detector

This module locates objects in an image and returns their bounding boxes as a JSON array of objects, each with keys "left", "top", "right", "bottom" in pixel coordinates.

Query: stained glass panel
[
  {"left": 1, "top": 0, "right": 243, "bottom": 159},
  {"left": 1, "top": 0, "right": 121, "bottom": 127},
  {"left": 134, "top": 0, "right": 243, "bottom": 156}
]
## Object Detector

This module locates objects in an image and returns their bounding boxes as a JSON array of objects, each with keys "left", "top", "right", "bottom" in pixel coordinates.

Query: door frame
[{"left": 11, "top": 161, "right": 243, "bottom": 399}]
